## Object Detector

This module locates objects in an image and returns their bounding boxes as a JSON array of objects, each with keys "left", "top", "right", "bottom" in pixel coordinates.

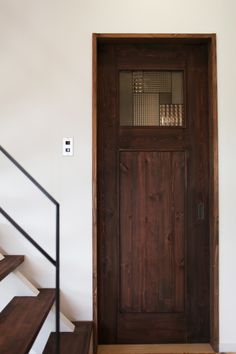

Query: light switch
[{"left": 63, "top": 137, "right": 73, "bottom": 156}]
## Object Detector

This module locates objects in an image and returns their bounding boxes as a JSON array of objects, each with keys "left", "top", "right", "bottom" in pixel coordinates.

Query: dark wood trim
[
  {"left": 92, "top": 33, "right": 219, "bottom": 353},
  {"left": 208, "top": 34, "right": 219, "bottom": 352},
  {"left": 92, "top": 33, "right": 98, "bottom": 354},
  {"left": 95, "top": 33, "right": 215, "bottom": 40}
]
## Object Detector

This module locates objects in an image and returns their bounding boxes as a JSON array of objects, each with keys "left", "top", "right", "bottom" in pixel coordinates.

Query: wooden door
[{"left": 97, "top": 40, "right": 210, "bottom": 344}]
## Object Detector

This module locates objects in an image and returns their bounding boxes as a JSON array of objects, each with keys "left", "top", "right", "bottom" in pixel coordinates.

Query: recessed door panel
[{"left": 120, "top": 151, "right": 185, "bottom": 314}]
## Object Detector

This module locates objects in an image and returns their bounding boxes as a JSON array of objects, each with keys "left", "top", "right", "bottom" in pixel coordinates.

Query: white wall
[{"left": 0, "top": 0, "right": 235, "bottom": 351}]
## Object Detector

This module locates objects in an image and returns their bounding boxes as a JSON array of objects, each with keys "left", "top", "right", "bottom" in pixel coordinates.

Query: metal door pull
[{"left": 197, "top": 202, "right": 205, "bottom": 220}]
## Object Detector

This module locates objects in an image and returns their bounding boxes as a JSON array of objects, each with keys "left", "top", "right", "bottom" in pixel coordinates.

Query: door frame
[{"left": 92, "top": 33, "right": 219, "bottom": 353}]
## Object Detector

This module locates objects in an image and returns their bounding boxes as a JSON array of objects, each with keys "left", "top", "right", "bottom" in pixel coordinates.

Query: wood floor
[{"left": 98, "top": 344, "right": 215, "bottom": 354}]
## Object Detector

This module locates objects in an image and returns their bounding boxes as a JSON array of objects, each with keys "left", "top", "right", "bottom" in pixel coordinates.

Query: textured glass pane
[
  {"left": 172, "top": 72, "right": 183, "bottom": 104},
  {"left": 133, "top": 93, "right": 159, "bottom": 126},
  {"left": 160, "top": 104, "right": 183, "bottom": 126},
  {"left": 160, "top": 92, "right": 172, "bottom": 104},
  {"left": 120, "top": 71, "right": 184, "bottom": 126},
  {"left": 143, "top": 72, "right": 171, "bottom": 93}
]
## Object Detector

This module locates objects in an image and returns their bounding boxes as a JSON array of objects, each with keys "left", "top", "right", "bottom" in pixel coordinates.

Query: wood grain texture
[
  {"left": 93, "top": 32, "right": 98, "bottom": 354},
  {"left": 98, "top": 344, "right": 214, "bottom": 354},
  {"left": 97, "top": 43, "right": 119, "bottom": 344},
  {"left": 186, "top": 44, "right": 210, "bottom": 342},
  {"left": 208, "top": 34, "right": 219, "bottom": 353},
  {"left": 95, "top": 33, "right": 216, "bottom": 45},
  {"left": 96, "top": 33, "right": 215, "bottom": 38},
  {"left": 98, "top": 343, "right": 214, "bottom": 354},
  {"left": 0, "top": 289, "right": 55, "bottom": 354},
  {"left": 120, "top": 151, "right": 185, "bottom": 313},
  {"left": 94, "top": 33, "right": 218, "bottom": 351},
  {"left": 43, "top": 321, "right": 93, "bottom": 354},
  {"left": 97, "top": 41, "right": 210, "bottom": 345},
  {"left": 0, "top": 255, "right": 24, "bottom": 281}
]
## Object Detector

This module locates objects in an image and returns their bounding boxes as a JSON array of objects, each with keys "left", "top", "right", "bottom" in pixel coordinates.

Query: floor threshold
[{"left": 97, "top": 343, "right": 215, "bottom": 354}]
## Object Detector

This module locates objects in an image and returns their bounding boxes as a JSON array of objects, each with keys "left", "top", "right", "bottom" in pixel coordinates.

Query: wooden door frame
[{"left": 92, "top": 33, "right": 219, "bottom": 353}]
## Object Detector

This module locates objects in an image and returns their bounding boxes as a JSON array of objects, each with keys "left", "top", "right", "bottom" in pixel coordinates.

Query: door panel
[
  {"left": 97, "top": 42, "right": 210, "bottom": 344},
  {"left": 118, "top": 312, "right": 186, "bottom": 343},
  {"left": 120, "top": 151, "right": 185, "bottom": 314}
]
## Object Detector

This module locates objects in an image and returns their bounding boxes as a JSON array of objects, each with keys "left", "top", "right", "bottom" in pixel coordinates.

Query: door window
[{"left": 119, "top": 71, "right": 184, "bottom": 126}]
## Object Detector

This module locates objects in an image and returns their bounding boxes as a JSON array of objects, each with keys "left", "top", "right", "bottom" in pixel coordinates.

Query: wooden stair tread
[
  {"left": 0, "top": 255, "right": 24, "bottom": 281},
  {"left": 0, "top": 288, "right": 55, "bottom": 354},
  {"left": 43, "top": 321, "right": 93, "bottom": 354}
]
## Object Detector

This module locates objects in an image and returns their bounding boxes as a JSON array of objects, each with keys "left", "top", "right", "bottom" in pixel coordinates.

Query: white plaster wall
[{"left": 0, "top": 0, "right": 235, "bottom": 351}]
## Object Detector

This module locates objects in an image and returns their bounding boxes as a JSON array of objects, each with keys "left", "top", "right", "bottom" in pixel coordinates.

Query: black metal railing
[{"left": 0, "top": 145, "right": 60, "bottom": 353}]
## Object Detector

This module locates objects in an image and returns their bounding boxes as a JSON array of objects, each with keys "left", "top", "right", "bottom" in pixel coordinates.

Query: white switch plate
[{"left": 63, "top": 137, "right": 73, "bottom": 156}]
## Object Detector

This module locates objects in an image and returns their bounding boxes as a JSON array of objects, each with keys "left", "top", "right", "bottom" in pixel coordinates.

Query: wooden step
[
  {"left": 0, "top": 288, "right": 55, "bottom": 354},
  {"left": 43, "top": 321, "right": 93, "bottom": 354},
  {"left": 0, "top": 255, "right": 24, "bottom": 281}
]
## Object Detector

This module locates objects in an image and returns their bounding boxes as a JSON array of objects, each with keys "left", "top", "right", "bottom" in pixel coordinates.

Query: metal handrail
[{"left": 0, "top": 145, "right": 60, "bottom": 353}]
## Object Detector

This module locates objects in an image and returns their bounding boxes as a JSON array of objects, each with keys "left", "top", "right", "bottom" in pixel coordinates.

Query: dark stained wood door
[{"left": 97, "top": 41, "right": 210, "bottom": 344}]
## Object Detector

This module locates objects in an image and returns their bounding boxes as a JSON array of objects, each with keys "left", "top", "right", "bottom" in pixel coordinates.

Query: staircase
[
  {"left": 0, "top": 255, "right": 93, "bottom": 353},
  {"left": 0, "top": 146, "right": 93, "bottom": 353}
]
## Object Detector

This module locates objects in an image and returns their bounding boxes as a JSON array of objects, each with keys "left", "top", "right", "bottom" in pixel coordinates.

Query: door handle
[{"left": 197, "top": 202, "right": 205, "bottom": 220}]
